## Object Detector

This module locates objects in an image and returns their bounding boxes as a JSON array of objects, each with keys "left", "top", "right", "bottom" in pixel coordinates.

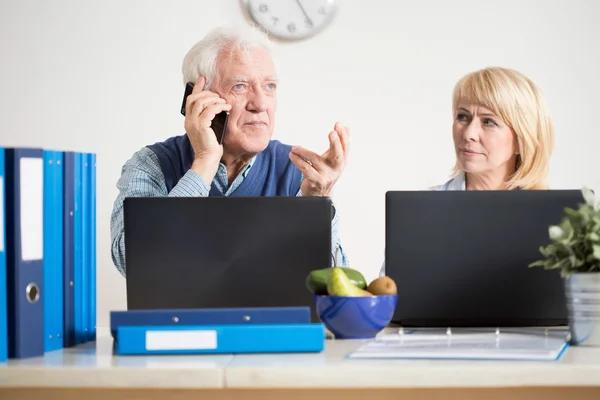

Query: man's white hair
[{"left": 181, "top": 25, "right": 275, "bottom": 90}]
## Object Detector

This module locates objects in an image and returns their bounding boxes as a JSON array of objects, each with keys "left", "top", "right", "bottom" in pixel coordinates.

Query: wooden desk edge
[{"left": 2, "top": 386, "right": 600, "bottom": 400}]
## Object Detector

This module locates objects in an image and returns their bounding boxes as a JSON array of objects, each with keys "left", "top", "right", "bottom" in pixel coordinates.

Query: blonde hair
[{"left": 451, "top": 67, "right": 554, "bottom": 190}]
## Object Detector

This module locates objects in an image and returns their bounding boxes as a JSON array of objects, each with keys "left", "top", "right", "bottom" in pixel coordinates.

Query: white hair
[{"left": 181, "top": 25, "right": 276, "bottom": 90}]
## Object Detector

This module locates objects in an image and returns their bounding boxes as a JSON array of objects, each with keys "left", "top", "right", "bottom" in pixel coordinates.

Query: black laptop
[
  {"left": 123, "top": 196, "right": 333, "bottom": 322},
  {"left": 385, "top": 189, "right": 584, "bottom": 327}
]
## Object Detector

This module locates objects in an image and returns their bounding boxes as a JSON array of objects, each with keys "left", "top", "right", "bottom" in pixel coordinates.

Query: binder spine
[
  {"left": 73, "top": 153, "right": 84, "bottom": 345},
  {"left": 5, "top": 148, "right": 45, "bottom": 359},
  {"left": 43, "top": 150, "right": 64, "bottom": 352},
  {"left": 80, "top": 153, "right": 89, "bottom": 344},
  {"left": 88, "top": 153, "right": 96, "bottom": 342},
  {"left": 62, "top": 152, "right": 75, "bottom": 347},
  {"left": 0, "top": 148, "right": 7, "bottom": 362},
  {"left": 109, "top": 306, "right": 312, "bottom": 337},
  {"left": 116, "top": 323, "right": 325, "bottom": 355}
]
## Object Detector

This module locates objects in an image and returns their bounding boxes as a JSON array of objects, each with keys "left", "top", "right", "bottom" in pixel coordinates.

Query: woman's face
[{"left": 453, "top": 102, "right": 519, "bottom": 175}]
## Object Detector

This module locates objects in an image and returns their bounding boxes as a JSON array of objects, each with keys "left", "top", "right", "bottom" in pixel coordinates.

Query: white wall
[{"left": 1, "top": 0, "right": 599, "bottom": 328}]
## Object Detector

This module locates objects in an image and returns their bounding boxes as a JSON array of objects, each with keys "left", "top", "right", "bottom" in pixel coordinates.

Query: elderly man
[{"left": 110, "top": 26, "right": 350, "bottom": 277}]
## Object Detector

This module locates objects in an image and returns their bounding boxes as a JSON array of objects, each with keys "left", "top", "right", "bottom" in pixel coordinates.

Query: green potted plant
[{"left": 529, "top": 187, "right": 600, "bottom": 346}]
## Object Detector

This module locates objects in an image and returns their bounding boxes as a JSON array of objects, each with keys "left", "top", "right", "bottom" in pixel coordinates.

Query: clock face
[{"left": 242, "top": 0, "right": 338, "bottom": 41}]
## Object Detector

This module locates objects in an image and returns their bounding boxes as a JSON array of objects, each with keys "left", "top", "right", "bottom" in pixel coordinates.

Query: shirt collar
[
  {"left": 447, "top": 172, "right": 466, "bottom": 190},
  {"left": 218, "top": 155, "right": 257, "bottom": 178}
]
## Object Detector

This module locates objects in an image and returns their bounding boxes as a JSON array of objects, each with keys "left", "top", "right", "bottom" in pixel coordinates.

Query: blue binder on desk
[
  {"left": 43, "top": 150, "right": 64, "bottom": 352},
  {"left": 86, "top": 153, "right": 96, "bottom": 342},
  {"left": 115, "top": 323, "right": 326, "bottom": 355},
  {"left": 0, "top": 148, "right": 7, "bottom": 362},
  {"left": 62, "top": 151, "right": 75, "bottom": 347},
  {"left": 73, "top": 153, "right": 85, "bottom": 345},
  {"left": 5, "top": 148, "right": 45, "bottom": 359},
  {"left": 110, "top": 306, "right": 311, "bottom": 338},
  {"left": 78, "top": 152, "right": 88, "bottom": 344}
]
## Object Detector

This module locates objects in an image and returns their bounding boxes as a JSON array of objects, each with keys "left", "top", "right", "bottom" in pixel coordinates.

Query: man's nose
[{"left": 246, "top": 89, "right": 268, "bottom": 113}]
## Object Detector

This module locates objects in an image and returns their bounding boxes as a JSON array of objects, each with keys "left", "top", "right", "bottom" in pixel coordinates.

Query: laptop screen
[{"left": 384, "top": 190, "right": 583, "bottom": 327}]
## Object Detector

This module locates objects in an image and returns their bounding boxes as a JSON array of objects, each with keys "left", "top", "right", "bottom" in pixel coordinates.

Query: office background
[{"left": 0, "top": 0, "right": 598, "bottom": 329}]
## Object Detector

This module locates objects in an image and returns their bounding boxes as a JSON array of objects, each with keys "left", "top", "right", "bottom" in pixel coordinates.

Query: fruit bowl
[
  {"left": 314, "top": 293, "right": 397, "bottom": 339},
  {"left": 306, "top": 267, "right": 399, "bottom": 339}
]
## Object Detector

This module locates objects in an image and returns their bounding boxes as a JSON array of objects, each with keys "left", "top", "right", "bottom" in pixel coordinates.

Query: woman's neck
[
  {"left": 464, "top": 157, "right": 518, "bottom": 190},
  {"left": 465, "top": 170, "right": 514, "bottom": 191}
]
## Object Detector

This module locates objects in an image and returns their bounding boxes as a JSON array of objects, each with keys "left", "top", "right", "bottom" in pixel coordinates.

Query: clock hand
[{"left": 294, "top": 0, "right": 313, "bottom": 27}]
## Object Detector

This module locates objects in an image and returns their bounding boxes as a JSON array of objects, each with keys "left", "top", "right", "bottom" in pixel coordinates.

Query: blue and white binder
[
  {"left": 115, "top": 323, "right": 326, "bottom": 355},
  {"left": 62, "top": 151, "right": 75, "bottom": 347},
  {"left": 5, "top": 148, "right": 45, "bottom": 359},
  {"left": 87, "top": 153, "right": 96, "bottom": 342},
  {"left": 43, "top": 150, "right": 64, "bottom": 352},
  {"left": 0, "top": 148, "right": 7, "bottom": 362},
  {"left": 110, "top": 306, "right": 311, "bottom": 338}
]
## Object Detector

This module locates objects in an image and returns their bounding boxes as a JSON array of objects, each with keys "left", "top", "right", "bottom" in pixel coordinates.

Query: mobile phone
[{"left": 181, "top": 82, "right": 229, "bottom": 144}]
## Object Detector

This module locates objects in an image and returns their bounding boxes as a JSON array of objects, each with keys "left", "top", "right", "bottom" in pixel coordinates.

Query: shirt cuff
[{"left": 168, "top": 169, "right": 211, "bottom": 197}]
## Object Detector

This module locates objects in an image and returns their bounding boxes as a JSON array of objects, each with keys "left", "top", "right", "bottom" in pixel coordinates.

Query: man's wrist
[{"left": 191, "top": 156, "right": 220, "bottom": 185}]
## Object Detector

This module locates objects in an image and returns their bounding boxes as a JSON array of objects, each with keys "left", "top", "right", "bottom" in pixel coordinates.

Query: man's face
[{"left": 213, "top": 46, "right": 278, "bottom": 155}]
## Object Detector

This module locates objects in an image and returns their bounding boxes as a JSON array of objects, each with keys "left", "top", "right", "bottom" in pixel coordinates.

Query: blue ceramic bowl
[{"left": 314, "top": 294, "right": 398, "bottom": 339}]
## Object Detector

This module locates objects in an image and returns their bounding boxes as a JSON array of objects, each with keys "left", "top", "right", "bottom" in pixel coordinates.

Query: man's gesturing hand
[{"left": 289, "top": 122, "right": 349, "bottom": 197}]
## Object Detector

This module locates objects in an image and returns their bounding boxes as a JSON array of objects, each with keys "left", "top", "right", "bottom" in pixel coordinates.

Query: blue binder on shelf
[
  {"left": 87, "top": 153, "right": 96, "bottom": 342},
  {"left": 0, "top": 148, "right": 7, "bottom": 362},
  {"left": 110, "top": 306, "right": 311, "bottom": 338},
  {"left": 5, "top": 148, "right": 45, "bottom": 359},
  {"left": 43, "top": 150, "right": 64, "bottom": 352},
  {"left": 114, "top": 323, "right": 326, "bottom": 355},
  {"left": 62, "top": 151, "right": 75, "bottom": 348}
]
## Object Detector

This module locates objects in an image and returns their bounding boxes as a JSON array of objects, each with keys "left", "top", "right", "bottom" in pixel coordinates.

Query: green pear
[{"left": 327, "top": 267, "right": 372, "bottom": 297}]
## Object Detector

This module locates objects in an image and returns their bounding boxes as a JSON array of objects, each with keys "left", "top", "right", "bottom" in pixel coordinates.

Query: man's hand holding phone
[{"left": 183, "top": 77, "right": 231, "bottom": 185}]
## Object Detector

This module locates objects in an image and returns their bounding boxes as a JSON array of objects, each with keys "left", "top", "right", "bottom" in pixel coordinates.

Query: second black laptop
[{"left": 385, "top": 189, "right": 584, "bottom": 327}]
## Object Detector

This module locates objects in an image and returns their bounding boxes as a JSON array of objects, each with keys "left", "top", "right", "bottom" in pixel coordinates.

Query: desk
[{"left": 1, "top": 328, "right": 600, "bottom": 400}]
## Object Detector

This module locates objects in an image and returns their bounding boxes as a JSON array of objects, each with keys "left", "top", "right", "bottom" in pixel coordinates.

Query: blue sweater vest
[{"left": 147, "top": 134, "right": 303, "bottom": 196}]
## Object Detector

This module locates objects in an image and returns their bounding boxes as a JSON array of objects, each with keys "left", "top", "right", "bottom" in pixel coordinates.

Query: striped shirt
[{"left": 110, "top": 146, "right": 349, "bottom": 277}]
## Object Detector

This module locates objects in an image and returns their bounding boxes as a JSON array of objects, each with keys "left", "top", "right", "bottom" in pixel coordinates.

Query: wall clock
[{"left": 241, "top": 0, "right": 338, "bottom": 41}]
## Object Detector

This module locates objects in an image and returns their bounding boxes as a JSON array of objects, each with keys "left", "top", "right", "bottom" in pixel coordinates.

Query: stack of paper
[{"left": 347, "top": 330, "right": 570, "bottom": 361}]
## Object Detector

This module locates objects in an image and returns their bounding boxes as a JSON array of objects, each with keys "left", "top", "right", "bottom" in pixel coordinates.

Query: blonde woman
[
  {"left": 379, "top": 67, "right": 555, "bottom": 276},
  {"left": 434, "top": 66, "right": 554, "bottom": 191}
]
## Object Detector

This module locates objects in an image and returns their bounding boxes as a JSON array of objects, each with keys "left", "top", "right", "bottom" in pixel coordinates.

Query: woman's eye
[
  {"left": 456, "top": 113, "right": 468, "bottom": 121},
  {"left": 484, "top": 118, "right": 498, "bottom": 126},
  {"left": 233, "top": 84, "right": 244, "bottom": 90}
]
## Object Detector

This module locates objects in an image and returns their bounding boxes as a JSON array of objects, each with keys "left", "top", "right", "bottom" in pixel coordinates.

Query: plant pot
[{"left": 564, "top": 272, "right": 600, "bottom": 346}]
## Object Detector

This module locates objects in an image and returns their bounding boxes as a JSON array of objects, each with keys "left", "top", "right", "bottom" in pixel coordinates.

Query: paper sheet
[{"left": 348, "top": 331, "right": 569, "bottom": 361}]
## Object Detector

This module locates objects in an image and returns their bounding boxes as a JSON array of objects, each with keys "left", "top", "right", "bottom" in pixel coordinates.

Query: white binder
[{"left": 348, "top": 328, "right": 570, "bottom": 361}]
